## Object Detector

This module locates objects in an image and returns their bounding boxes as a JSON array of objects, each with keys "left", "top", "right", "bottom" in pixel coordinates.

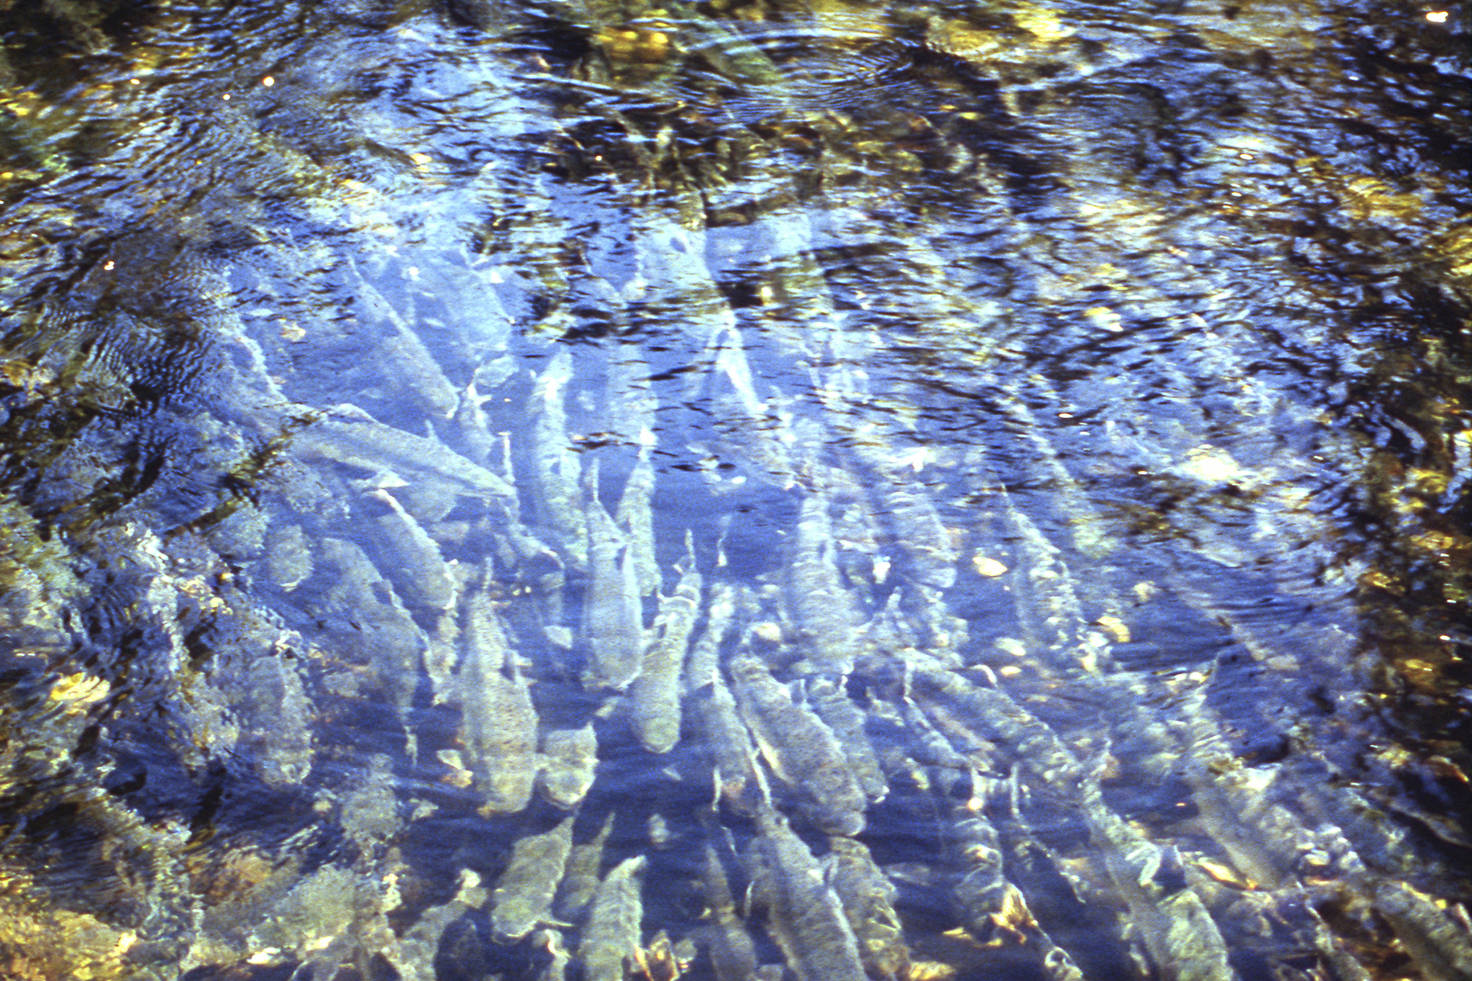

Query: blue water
[{"left": 1, "top": 1, "right": 1470, "bottom": 978}]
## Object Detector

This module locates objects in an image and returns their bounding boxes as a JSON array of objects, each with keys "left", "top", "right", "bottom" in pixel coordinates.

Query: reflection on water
[{"left": 2, "top": 0, "right": 1471, "bottom": 978}]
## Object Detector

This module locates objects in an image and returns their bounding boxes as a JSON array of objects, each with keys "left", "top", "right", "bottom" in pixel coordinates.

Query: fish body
[
  {"left": 628, "top": 554, "right": 701, "bottom": 753},
  {"left": 788, "top": 494, "right": 868, "bottom": 674},
  {"left": 692, "top": 673, "right": 763, "bottom": 815},
  {"left": 807, "top": 675, "right": 888, "bottom": 803},
  {"left": 729, "top": 654, "right": 866, "bottom": 836},
  {"left": 526, "top": 347, "right": 586, "bottom": 563},
  {"left": 578, "top": 855, "right": 647, "bottom": 981},
  {"left": 581, "top": 462, "right": 645, "bottom": 691},
  {"left": 318, "top": 536, "right": 426, "bottom": 718},
  {"left": 347, "top": 257, "right": 460, "bottom": 421},
  {"left": 554, "top": 810, "right": 616, "bottom": 922},
  {"left": 458, "top": 600, "right": 538, "bottom": 815},
  {"left": 684, "top": 581, "right": 738, "bottom": 692},
  {"left": 490, "top": 815, "right": 577, "bottom": 942},
  {"left": 538, "top": 722, "right": 598, "bottom": 809},
  {"left": 299, "top": 404, "right": 515, "bottom": 501},
  {"left": 825, "top": 836, "right": 910, "bottom": 981},
  {"left": 614, "top": 449, "right": 660, "bottom": 597},
  {"left": 369, "top": 487, "right": 457, "bottom": 614},
  {"left": 698, "top": 843, "right": 760, "bottom": 981},
  {"left": 747, "top": 807, "right": 867, "bottom": 981}
]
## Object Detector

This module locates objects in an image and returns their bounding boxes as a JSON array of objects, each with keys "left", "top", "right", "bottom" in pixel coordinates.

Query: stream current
[{"left": 2, "top": 1, "right": 1471, "bottom": 978}]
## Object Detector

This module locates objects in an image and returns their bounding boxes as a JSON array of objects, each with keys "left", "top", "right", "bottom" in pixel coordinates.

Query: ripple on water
[{"left": 2, "top": 1, "right": 1471, "bottom": 979}]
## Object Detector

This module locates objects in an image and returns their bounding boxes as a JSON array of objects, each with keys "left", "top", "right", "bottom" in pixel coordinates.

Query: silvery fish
[
  {"left": 614, "top": 448, "right": 660, "bottom": 598},
  {"left": 539, "top": 722, "right": 598, "bottom": 809},
  {"left": 806, "top": 674, "right": 888, "bottom": 803},
  {"left": 490, "top": 815, "right": 577, "bottom": 942},
  {"left": 684, "top": 580, "right": 739, "bottom": 692},
  {"left": 787, "top": 494, "right": 868, "bottom": 675},
  {"left": 729, "top": 654, "right": 866, "bottom": 836},
  {"left": 697, "top": 842, "right": 760, "bottom": 981},
  {"left": 825, "top": 836, "right": 910, "bottom": 981},
  {"left": 526, "top": 347, "right": 587, "bottom": 564},
  {"left": 628, "top": 541, "right": 701, "bottom": 753},
  {"left": 297, "top": 403, "right": 516, "bottom": 502},
  {"left": 746, "top": 806, "right": 867, "bottom": 981},
  {"left": 457, "top": 587, "right": 538, "bottom": 815},
  {"left": 368, "top": 487, "right": 457, "bottom": 614},
  {"left": 555, "top": 810, "right": 616, "bottom": 922},
  {"left": 581, "top": 458, "right": 645, "bottom": 692},
  {"left": 578, "top": 855, "right": 647, "bottom": 981},
  {"left": 691, "top": 671, "right": 763, "bottom": 815}
]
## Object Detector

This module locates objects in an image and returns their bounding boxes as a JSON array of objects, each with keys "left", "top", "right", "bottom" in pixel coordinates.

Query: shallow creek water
[{"left": 2, "top": 1, "right": 1471, "bottom": 979}]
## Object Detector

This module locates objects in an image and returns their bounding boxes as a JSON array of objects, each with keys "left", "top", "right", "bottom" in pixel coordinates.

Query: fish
[
  {"left": 581, "top": 458, "right": 646, "bottom": 692},
  {"left": 787, "top": 493, "right": 868, "bottom": 675},
  {"left": 614, "top": 448, "right": 660, "bottom": 598},
  {"left": 347, "top": 257, "right": 460, "bottom": 421},
  {"left": 554, "top": 810, "right": 616, "bottom": 922},
  {"left": 448, "top": 376, "right": 502, "bottom": 467},
  {"left": 912, "top": 663, "right": 1234, "bottom": 980},
  {"left": 578, "top": 855, "right": 647, "bottom": 981},
  {"left": 746, "top": 805, "right": 867, "bottom": 981},
  {"left": 368, "top": 486, "right": 457, "bottom": 614},
  {"left": 847, "top": 440, "right": 958, "bottom": 591},
  {"left": 260, "top": 518, "right": 312, "bottom": 591},
  {"left": 243, "top": 641, "right": 315, "bottom": 786},
  {"left": 317, "top": 536, "right": 426, "bottom": 723},
  {"left": 943, "top": 777, "right": 1085, "bottom": 981},
  {"left": 946, "top": 800, "right": 1013, "bottom": 946},
  {"left": 389, "top": 870, "right": 487, "bottom": 978},
  {"left": 806, "top": 675, "right": 888, "bottom": 804},
  {"left": 528, "top": 928, "right": 571, "bottom": 981},
  {"left": 458, "top": 611, "right": 539, "bottom": 815},
  {"left": 375, "top": 327, "right": 461, "bottom": 422},
  {"left": 526, "top": 346, "right": 587, "bottom": 564},
  {"left": 728, "top": 653, "right": 866, "bottom": 836},
  {"left": 1082, "top": 778, "right": 1234, "bottom": 981},
  {"left": 628, "top": 537, "right": 701, "bottom": 753},
  {"left": 697, "top": 842, "right": 760, "bottom": 981},
  {"left": 684, "top": 580, "right": 738, "bottom": 692},
  {"left": 825, "top": 836, "right": 910, "bottom": 981},
  {"left": 538, "top": 722, "right": 598, "bottom": 810},
  {"left": 690, "top": 671, "right": 763, "bottom": 815},
  {"left": 490, "top": 815, "right": 577, "bottom": 942},
  {"left": 296, "top": 403, "right": 516, "bottom": 502},
  {"left": 605, "top": 340, "right": 658, "bottom": 451}
]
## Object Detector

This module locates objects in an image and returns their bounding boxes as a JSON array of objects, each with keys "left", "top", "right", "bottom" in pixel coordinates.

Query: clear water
[{"left": 2, "top": 1, "right": 1470, "bottom": 978}]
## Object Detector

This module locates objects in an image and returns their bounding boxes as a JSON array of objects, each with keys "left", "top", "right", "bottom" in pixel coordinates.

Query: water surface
[{"left": 2, "top": 1, "right": 1471, "bottom": 978}]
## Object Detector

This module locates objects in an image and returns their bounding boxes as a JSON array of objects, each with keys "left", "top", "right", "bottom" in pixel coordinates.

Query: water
[{"left": 2, "top": 1, "right": 1470, "bottom": 978}]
